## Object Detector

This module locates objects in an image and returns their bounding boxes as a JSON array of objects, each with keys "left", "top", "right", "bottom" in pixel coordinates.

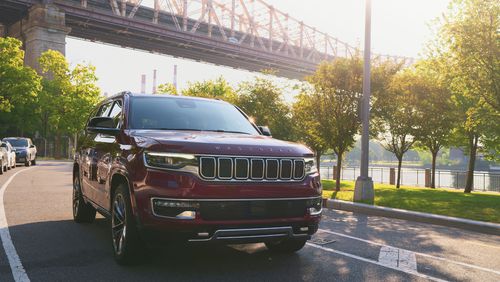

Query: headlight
[
  {"left": 144, "top": 152, "right": 198, "bottom": 172},
  {"left": 304, "top": 157, "right": 318, "bottom": 175}
]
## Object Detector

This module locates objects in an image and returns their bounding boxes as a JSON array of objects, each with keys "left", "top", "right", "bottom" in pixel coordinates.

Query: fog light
[
  {"left": 300, "top": 227, "right": 309, "bottom": 232},
  {"left": 153, "top": 200, "right": 200, "bottom": 209},
  {"left": 176, "top": 211, "right": 196, "bottom": 219},
  {"left": 308, "top": 207, "right": 322, "bottom": 216}
]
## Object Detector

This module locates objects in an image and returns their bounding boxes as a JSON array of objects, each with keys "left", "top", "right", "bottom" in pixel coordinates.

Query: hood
[{"left": 129, "top": 130, "right": 313, "bottom": 157}]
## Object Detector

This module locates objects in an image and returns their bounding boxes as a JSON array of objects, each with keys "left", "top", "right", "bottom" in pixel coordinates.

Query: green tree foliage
[
  {"left": 429, "top": 0, "right": 500, "bottom": 192},
  {"left": 374, "top": 69, "right": 419, "bottom": 188},
  {"left": 38, "top": 50, "right": 101, "bottom": 158},
  {"left": 412, "top": 59, "right": 456, "bottom": 188},
  {"left": 182, "top": 76, "right": 237, "bottom": 102},
  {"left": 157, "top": 82, "right": 178, "bottom": 95},
  {"left": 306, "top": 58, "right": 362, "bottom": 191},
  {"left": 0, "top": 37, "right": 41, "bottom": 134},
  {"left": 236, "top": 76, "right": 294, "bottom": 141},
  {"left": 292, "top": 86, "right": 328, "bottom": 169}
]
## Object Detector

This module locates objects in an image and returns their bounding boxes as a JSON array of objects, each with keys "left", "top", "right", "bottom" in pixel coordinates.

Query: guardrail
[{"left": 320, "top": 166, "right": 500, "bottom": 192}]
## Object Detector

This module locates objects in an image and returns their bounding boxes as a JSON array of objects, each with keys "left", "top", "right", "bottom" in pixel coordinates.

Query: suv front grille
[{"left": 199, "top": 156, "right": 305, "bottom": 182}]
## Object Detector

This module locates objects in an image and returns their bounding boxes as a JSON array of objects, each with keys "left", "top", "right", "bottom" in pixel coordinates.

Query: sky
[{"left": 65, "top": 0, "right": 451, "bottom": 96}]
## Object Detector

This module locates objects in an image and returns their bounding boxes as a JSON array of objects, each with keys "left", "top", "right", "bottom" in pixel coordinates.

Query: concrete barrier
[{"left": 326, "top": 199, "right": 500, "bottom": 235}]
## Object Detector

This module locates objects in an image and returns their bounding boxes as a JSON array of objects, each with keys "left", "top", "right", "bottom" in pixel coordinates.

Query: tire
[
  {"left": 32, "top": 158, "right": 36, "bottom": 165},
  {"left": 0, "top": 161, "right": 3, "bottom": 175},
  {"left": 73, "top": 173, "right": 96, "bottom": 223},
  {"left": 265, "top": 239, "right": 307, "bottom": 253},
  {"left": 25, "top": 156, "right": 31, "bottom": 167},
  {"left": 111, "top": 183, "right": 143, "bottom": 265}
]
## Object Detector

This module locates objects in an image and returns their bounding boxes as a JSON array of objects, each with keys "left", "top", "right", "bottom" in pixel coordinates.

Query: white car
[{"left": 0, "top": 141, "right": 16, "bottom": 170}]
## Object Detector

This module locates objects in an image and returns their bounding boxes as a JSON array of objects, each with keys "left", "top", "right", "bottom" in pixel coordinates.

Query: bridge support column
[{"left": 22, "top": 4, "right": 70, "bottom": 74}]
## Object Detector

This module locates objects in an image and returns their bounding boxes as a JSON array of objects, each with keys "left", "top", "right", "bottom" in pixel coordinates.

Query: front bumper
[{"left": 132, "top": 167, "right": 322, "bottom": 243}]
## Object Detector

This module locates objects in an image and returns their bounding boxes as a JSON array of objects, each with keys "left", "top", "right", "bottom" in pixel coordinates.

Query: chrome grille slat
[{"left": 198, "top": 156, "right": 306, "bottom": 182}]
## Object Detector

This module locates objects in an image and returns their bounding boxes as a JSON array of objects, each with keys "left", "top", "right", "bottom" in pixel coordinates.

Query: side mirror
[
  {"left": 258, "top": 126, "right": 272, "bottom": 137},
  {"left": 87, "top": 117, "right": 120, "bottom": 136},
  {"left": 29, "top": 144, "right": 35, "bottom": 148}
]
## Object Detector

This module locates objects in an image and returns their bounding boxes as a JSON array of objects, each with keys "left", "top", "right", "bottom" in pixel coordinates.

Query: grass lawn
[{"left": 322, "top": 180, "right": 500, "bottom": 223}]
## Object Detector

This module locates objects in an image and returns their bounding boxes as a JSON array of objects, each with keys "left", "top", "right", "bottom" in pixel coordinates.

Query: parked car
[
  {"left": 73, "top": 92, "right": 322, "bottom": 264},
  {"left": 0, "top": 145, "right": 7, "bottom": 174},
  {"left": 0, "top": 141, "right": 16, "bottom": 169},
  {"left": 2, "top": 137, "right": 37, "bottom": 166}
]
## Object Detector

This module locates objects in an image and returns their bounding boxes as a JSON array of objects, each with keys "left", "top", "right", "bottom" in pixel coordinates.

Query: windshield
[
  {"left": 3, "top": 139, "right": 28, "bottom": 147},
  {"left": 129, "top": 97, "right": 259, "bottom": 135}
]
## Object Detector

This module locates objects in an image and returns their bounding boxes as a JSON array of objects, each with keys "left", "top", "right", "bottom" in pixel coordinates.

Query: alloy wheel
[
  {"left": 112, "top": 194, "right": 127, "bottom": 256},
  {"left": 73, "top": 176, "right": 81, "bottom": 217}
]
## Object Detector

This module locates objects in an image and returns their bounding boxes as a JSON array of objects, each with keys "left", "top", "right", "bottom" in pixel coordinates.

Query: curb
[{"left": 325, "top": 199, "right": 500, "bottom": 236}]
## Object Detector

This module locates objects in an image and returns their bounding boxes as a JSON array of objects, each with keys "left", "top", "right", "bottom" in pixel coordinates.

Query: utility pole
[
  {"left": 354, "top": 0, "right": 374, "bottom": 203},
  {"left": 173, "top": 64, "right": 178, "bottom": 94},
  {"left": 152, "top": 69, "right": 157, "bottom": 94},
  {"left": 140, "top": 74, "right": 146, "bottom": 94}
]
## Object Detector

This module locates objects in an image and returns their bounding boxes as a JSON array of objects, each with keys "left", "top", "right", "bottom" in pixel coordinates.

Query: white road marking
[
  {"left": 378, "top": 246, "right": 399, "bottom": 268},
  {"left": 318, "top": 228, "right": 500, "bottom": 276},
  {"left": 306, "top": 242, "right": 449, "bottom": 282},
  {"left": 0, "top": 168, "right": 33, "bottom": 282},
  {"left": 378, "top": 246, "right": 417, "bottom": 271}
]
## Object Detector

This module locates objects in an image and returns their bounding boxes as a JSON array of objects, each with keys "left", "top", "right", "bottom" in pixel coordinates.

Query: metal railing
[{"left": 320, "top": 166, "right": 500, "bottom": 192}]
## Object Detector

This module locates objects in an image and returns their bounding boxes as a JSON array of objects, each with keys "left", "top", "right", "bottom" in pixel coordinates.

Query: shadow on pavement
[{"left": 6, "top": 218, "right": 422, "bottom": 282}]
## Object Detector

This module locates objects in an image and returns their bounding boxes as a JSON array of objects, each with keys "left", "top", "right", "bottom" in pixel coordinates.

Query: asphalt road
[{"left": 0, "top": 161, "right": 499, "bottom": 282}]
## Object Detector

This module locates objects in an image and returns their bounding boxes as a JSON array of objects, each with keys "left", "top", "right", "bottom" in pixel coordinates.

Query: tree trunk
[
  {"left": 431, "top": 150, "right": 438, "bottom": 188},
  {"left": 396, "top": 156, "right": 402, "bottom": 188},
  {"left": 335, "top": 152, "right": 343, "bottom": 192},
  {"left": 464, "top": 135, "right": 478, "bottom": 193},
  {"left": 315, "top": 153, "right": 321, "bottom": 172},
  {"left": 54, "top": 133, "right": 61, "bottom": 159}
]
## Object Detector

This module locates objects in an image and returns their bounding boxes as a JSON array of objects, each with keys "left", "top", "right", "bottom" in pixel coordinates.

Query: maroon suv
[{"left": 73, "top": 92, "right": 322, "bottom": 264}]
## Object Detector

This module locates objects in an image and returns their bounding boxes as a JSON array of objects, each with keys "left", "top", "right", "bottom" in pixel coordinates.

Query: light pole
[{"left": 354, "top": 0, "right": 374, "bottom": 203}]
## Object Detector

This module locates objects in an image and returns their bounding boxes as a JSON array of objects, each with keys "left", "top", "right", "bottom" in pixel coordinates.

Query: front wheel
[
  {"left": 111, "top": 183, "right": 143, "bottom": 265},
  {"left": 73, "top": 173, "right": 96, "bottom": 223},
  {"left": 0, "top": 160, "right": 3, "bottom": 175},
  {"left": 265, "top": 239, "right": 307, "bottom": 253},
  {"left": 25, "top": 157, "right": 31, "bottom": 167},
  {"left": 31, "top": 158, "right": 36, "bottom": 165}
]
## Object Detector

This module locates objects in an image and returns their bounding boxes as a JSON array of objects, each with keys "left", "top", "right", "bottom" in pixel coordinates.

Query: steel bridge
[{"left": 0, "top": 0, "right": 413, "bottom": 79}]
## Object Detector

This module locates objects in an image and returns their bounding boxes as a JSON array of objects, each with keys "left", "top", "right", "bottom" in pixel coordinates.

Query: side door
[
  {"left": 80, "top": 101, "right": 113, "bottom": 204},
  {"left": 94, "top": 99, "right": 123, "bottom": 209}
]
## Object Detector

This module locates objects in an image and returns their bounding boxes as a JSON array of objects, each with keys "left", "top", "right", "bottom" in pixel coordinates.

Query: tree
[
  {"left": 412, "top": 60, "right": 456, "bottom": 188},
  {"left": 182, "top": 76, "right": 237, "bottom": 102},
  {"left": 375, "top": 69, "right": 419, "bottom": 188},
  {"left": 429, "top": 0, "right": 500, "bottom": 192},
  {"left": 38, "top": 50, "right": 101, "bottom": 158},
  {"left": 306, "top": 58, "right": 362, "bottom": 191},
  {"left": 236, "top": 76, "right": 294, "bottom": 141},
  {"left": 157, "top": 82, "right": 178, "bottom": 95},
  {"left": 292, "top": 87, "right": 328, "bottom": 170},
  {"left": 0, "top": 37, "right": 41, "bottom": 135}
]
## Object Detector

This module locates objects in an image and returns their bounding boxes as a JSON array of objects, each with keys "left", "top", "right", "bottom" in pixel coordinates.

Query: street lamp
[{"left": 354, "top": 0, "right": 374, "bottom": 202}]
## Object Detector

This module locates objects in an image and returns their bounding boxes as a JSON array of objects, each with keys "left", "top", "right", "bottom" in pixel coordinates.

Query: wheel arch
[{"left": 109, "top": 172, "right": 139, "bottom": 219}]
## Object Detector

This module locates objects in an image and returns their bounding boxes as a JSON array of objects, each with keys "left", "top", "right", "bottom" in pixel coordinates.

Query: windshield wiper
[
  {"left": 206, "top": 130, "right": 252, "bottom": 135},
  {"left": 141, "top": 128, "right": 251, "bottom": 135},
  {"left": 144, "top": 128, "right": 203, "bottom": 131}
]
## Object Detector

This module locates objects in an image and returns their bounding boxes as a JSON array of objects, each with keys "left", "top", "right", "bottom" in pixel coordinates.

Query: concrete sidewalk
[{"left": 325, "top": 199, "right": 500, "bottom": 235}]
